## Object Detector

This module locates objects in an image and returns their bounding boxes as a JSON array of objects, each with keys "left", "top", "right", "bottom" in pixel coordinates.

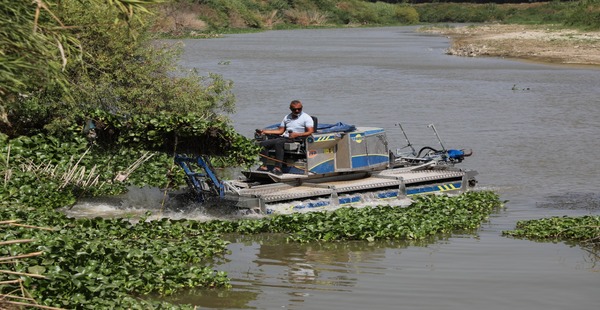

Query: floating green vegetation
[
  {"left": 1, "top": 191, "right": 501, "bottom": 308},
  {"left": 1, "top": 207, "right": 229, "bottom": 309},
  {"left": 185, "top": 191, "right": 502, "bottom": 243},
  {"left": 503, "top": 215, "right": 600, "bottom": 246}
]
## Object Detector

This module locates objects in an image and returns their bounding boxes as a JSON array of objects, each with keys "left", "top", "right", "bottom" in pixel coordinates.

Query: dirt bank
[{"left": 420, "top": 24, "right": 600, "bottom": 67}]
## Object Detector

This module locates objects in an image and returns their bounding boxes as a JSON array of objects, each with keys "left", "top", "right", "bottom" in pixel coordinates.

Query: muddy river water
[{"left": 77, "top": 26, "right": 600, "bottom": 309}]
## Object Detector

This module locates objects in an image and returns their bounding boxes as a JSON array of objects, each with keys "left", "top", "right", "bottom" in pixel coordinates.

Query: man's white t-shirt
[{"left": 280, "top": 112, "right": 314, "bottom": 138}]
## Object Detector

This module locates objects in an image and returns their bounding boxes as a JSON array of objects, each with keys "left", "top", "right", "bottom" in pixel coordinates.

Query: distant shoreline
[{"left": 420, "top": 24, "right": 600, "bottom": 68}]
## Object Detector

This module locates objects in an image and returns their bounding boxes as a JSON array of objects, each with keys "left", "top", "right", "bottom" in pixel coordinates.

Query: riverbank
[{"left": 420, "top": 24, "right": 600, "bottom": 67}]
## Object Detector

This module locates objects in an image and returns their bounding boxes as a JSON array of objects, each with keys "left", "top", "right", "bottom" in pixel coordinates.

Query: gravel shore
[{"left": 420, "top": 24, "right": 600, "bottom": 67}]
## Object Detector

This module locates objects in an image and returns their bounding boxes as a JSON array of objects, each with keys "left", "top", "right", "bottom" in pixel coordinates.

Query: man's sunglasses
[{"left": 290, "top": 107, "right": 302, "bottom": 112}]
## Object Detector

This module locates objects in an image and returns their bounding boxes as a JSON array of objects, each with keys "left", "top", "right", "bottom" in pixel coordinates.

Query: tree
[
  {"left": 0, "top": 0, "right": 163, "bottom": 133},
  {"left": 1, "top": 0, "right": 257, "bottom": 165}
]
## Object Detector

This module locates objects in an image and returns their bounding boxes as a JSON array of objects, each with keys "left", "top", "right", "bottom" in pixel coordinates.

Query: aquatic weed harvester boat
[{"left": 175, "top": 122, "right": 477, "bottom": 214}]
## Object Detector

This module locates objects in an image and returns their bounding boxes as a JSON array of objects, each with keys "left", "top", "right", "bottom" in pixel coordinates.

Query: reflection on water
[
  {"left": 166, "top": 234, "right": 435, "bottom": 308},
  {"left": 167, "top": 232, "right": 599, "bottom": 309}
]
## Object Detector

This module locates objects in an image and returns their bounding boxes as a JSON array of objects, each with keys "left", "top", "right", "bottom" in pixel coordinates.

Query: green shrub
[
  {"left": 395, "top": 5, "right": 419, "bottom": 24},
  {"left": 334, "top": 0, "right": 400, "bottom": 25},
  {"left": 564, "top": 0, "right": 600, "bottom": 29},
  {"left": 416, "top": 3, "right": 496, "bottom": 23}
]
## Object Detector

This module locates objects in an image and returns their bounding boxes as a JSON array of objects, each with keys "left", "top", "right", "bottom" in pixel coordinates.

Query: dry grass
[
  {"left": 284, "top": 9, "right": 329, "bottom": 26},
  {"left": 0, "top": 221, "right": 64, "bottom": 310},
  {"left": 228, "top": 11, "right": 249, "bottom": 29},
  {"left": 3, "top": 146, "right": 155, "bottom": 192},
  {"left": 17, "top": 147, "right": 104, "bottom": 190},
  {"left": 152, "top": 3, "right": 208, "bottom": 34},
  {"left": 260, "top": 10, "right": 283, "bottom": 29}
]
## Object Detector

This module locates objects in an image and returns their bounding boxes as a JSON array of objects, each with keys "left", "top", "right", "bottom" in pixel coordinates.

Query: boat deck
[{"left": 235, "top": 169, "right": 467, "bottom": 203}]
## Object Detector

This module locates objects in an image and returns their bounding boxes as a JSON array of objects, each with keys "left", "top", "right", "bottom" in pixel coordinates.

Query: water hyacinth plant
[{"left": 503, "top": 215, "right": 600, "bottom": 246}]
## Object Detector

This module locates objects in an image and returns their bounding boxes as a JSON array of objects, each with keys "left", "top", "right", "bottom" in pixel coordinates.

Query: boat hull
[{"left": 228, "top": 168, "right": 477, "bottom": 214}]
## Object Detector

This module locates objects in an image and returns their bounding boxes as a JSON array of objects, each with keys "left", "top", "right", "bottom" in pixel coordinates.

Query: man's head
[{"left": 289, "top": 100, "right": 303, "bottom": 117}]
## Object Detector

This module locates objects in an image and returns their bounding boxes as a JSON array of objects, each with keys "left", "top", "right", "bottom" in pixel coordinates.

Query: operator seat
[{"left": 284, "top": 116, "right": 318, "bottom": 154}]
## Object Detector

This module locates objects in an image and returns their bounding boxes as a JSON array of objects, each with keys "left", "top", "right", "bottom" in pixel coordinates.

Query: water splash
[
  {"left": 266, "top": 191, "right": 414, "bottom": 215},
  {"left": 62, "top": 186, "right": 213, "bottom": 221}
]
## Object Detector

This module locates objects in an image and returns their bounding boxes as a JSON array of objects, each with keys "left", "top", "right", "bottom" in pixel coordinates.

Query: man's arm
[
  {"left": 259, "top": 127, "right": 285, "bottom": 135},
  {"left": 289, "top": 126, "right": 314, "bottom": 139}
]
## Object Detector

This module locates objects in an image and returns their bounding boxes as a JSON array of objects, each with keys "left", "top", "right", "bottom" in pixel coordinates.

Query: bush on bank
[
  {"left": 2, "top": 0, "right": 259, "bottom": 162},
  {"left": 154, "top": 0, "right": 419, "bottom": 35},
  {"left": 2, "top": 1, "right": 260, "bottom": 204},
  {"left": 386, "top": 1, "right": 600, "bottom": 30},
  {"left": 154, "top": 0, "right": 600, "bottom": 36}
]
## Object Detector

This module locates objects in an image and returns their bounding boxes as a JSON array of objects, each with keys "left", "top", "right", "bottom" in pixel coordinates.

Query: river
[{"left": 80, "top": 26, "right": 600, "bottom": 309}]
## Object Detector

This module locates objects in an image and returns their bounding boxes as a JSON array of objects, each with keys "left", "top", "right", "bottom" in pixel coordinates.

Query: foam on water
[
  {"left": 266, "top": 192, "right": 414, "bottom": 215},
  {"left": 63, "top": 186, "right": 216, "bottom": 221}
]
